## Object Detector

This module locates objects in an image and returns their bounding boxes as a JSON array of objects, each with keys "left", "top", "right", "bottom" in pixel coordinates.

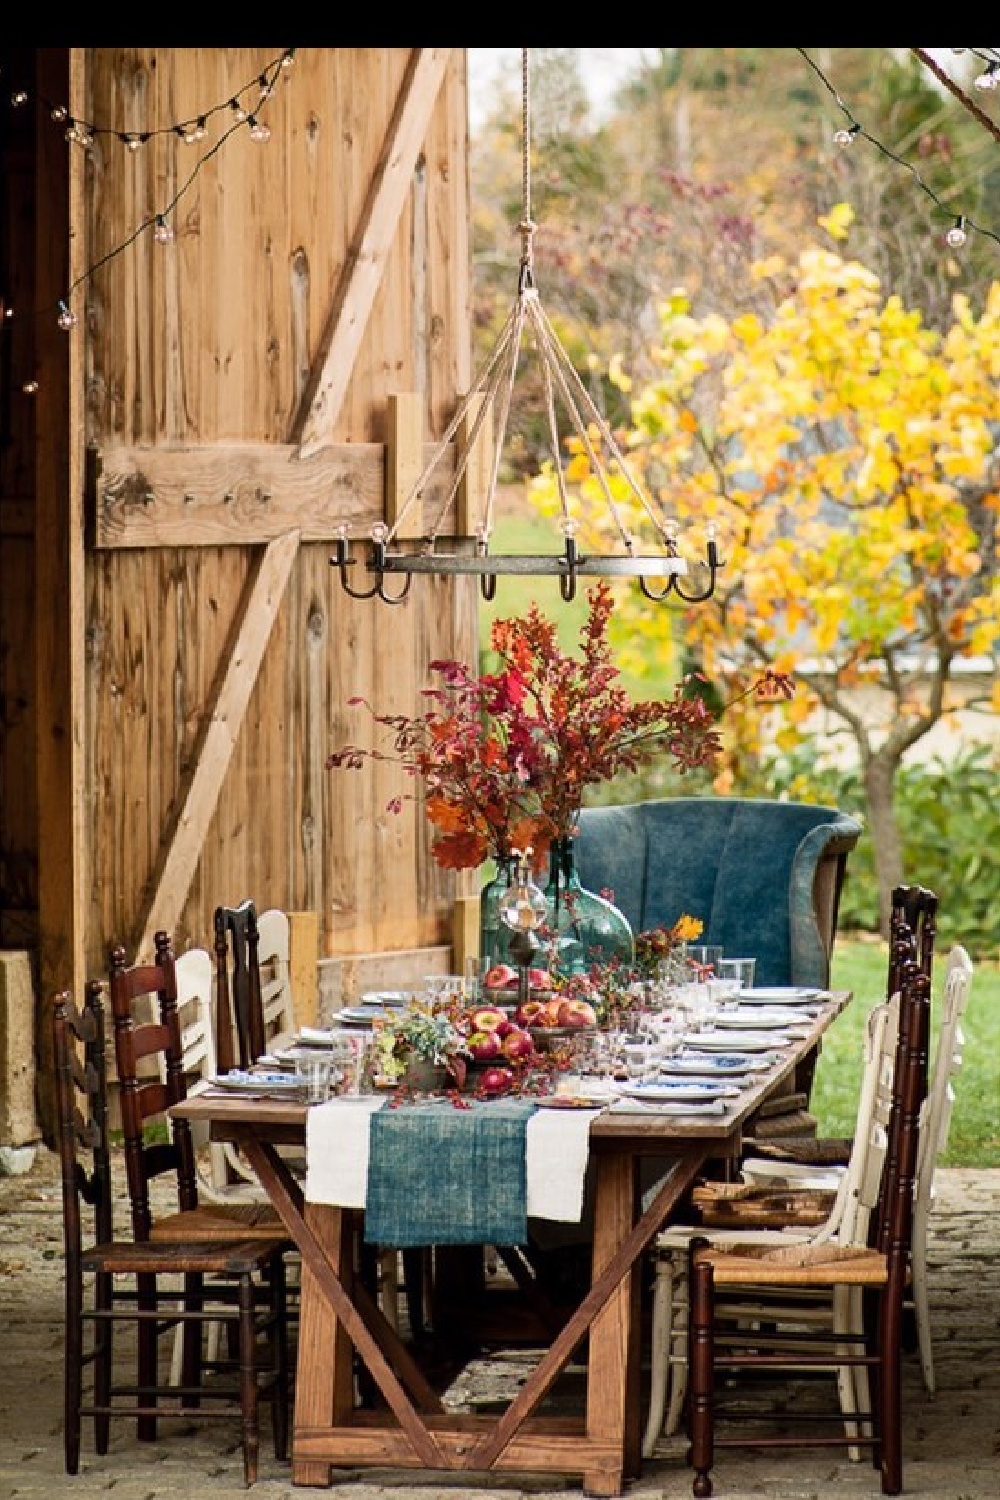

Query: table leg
[
  {"left": 584, "top": 1152, "right": 633, "bottom": 1496},
  {"left": 292, "top": 1199, "right": 351, "bottom": 1485}
]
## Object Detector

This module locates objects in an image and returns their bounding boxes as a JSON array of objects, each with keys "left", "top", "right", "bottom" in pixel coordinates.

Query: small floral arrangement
[
  {"left": 634, "top": 916, "right": 704, "bottom": 976},
  {"left": 328, "top": 582, "right": 793, "bottom": 872},
  {"left": 372, "top": 1001, "right": 469, "bottom": 1086}
]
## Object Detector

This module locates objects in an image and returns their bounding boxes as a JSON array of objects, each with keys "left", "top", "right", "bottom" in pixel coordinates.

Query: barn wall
[
  {"left": 79, "top": 47, "right": 477, "bottom": 970},
  {"left": 0, "top": 45, "right": 479, "bottom": 1044}
]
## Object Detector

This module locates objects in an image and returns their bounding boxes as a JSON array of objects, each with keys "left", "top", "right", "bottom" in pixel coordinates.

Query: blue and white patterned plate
[
  {"left": 658, "top": 1052, "right": 773, "bottom": 1076},
  {"left": 616, "top": 1078, "right": 741, "bottom": 1103}
]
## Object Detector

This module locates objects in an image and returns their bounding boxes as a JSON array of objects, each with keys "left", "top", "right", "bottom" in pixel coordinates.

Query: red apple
[
  {"left": 501, "top": 1027, "right": 536, "bottom": 1061},
  {"left": 557, "top": 998, "right": 598, "bottom": 1027},
  {"left": 480, "top": 1065, "right": 514, "bottom": 1096},
  {"left": 515, "top": 998, "right": 546, "bottom": 1027},
  {"left": 527, "top": 967, "right": 553, "bottom": 990},
  {"left": 466, "top": 1029, "right": 502, "bottom": 1063},
  {"left": 483, "top": 963, "right": 518, "bottom": 990},
  {"left": 470, "top": 1005, "right": 507, "bottom": 1032},
  {"left": 496, "top": 1018, "right": 517, "bottom": 1038}
]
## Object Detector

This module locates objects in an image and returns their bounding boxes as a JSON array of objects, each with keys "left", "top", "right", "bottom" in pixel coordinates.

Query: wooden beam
[
  {"left": 293, "top": 48, "right": 454, "bottom": 455},
  {"left": 386, "top": 393, "right": 425, "bottom": 540},
  {"left": 35, "top": 48, "right": 83, "bottom": 1139},
  {"left": 90, "top": 440, "right": 461, "bottom": 548},
  {"left": 135, "top": 530, "right": 301, "bottom": 959}
]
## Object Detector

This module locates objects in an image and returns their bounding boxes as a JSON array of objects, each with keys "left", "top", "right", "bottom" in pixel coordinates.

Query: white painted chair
[
  {"left": 254, "top": 907, "right": 297, "bottom": 1057},
  {"left": 741, "top": 942, "right": 974, "bottom": 1397},
  {"left": 642, "top": 989, "right": 901, "bottom": 1457},
  {"left": 174, "top": 945, "right": 270, "bottom": 1201},
  {"left": 912, "top": 944, "right": 973, "bottom": 1394}
]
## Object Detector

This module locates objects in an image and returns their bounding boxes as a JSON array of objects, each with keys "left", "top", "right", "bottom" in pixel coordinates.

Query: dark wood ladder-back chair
[
  {"left": 214, "top": 900, "right": 265, "bottom": 1072},
  {"left": 686, "top": 914, "right": 932, "bottom": 1498},
  {"left": 108, "top": 929, "right": 290, "bottom": 1246},
  {"left": 107, "top": 932, "right": 294, "bottom": 1427},
  {"left": 745, "top": 881, "right": 938, "bottom": 1174},
  {"left": 53, "top": 982, "right": 290, "bottom": 1487}
]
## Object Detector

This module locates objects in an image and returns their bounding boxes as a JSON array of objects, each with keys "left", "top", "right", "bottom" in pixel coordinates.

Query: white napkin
[
  {"left": 305, "top": 1096, "right": 386, "bottom": 1206},
  {"left": 608, "top": 1097, "right": 727, "bottom": 1116},
  {"left": 525, "top": 1106, "right": 600, "bottom": 1222}
]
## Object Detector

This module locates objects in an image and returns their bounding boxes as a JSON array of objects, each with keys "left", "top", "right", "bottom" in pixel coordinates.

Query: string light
[
  {"left": 799, "top": 48, "right": 1000, "bottom": 253},
  {"left": 13, "top": 46, "right": 296, "bottom": 156},
  {"left": 945, "top": 215, "right": 968, "bottom": 248},
  {"left": 973, "top": 61, "right": 1000, "bottom": 91},
  {"left": 0, "top": 47, "right": 298, "bottom": 385}
]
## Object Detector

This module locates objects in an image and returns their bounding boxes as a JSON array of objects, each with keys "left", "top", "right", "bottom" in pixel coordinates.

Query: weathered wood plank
[
  {"left": 34, "top": 48, "right": 83, "bottom": 1130},
  {"left": 135, "top": 530, "right": 301, "bottom": 958},
  {"left": 294, "top": 48, "right": 454, "bottom": 454},
  {"left": 92, "top": 441, "right": 463, "bottom": 547}
]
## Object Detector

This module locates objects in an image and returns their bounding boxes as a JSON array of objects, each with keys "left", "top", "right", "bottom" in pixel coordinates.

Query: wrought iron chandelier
[{"left": 332, "top": 47, "right": 722, "bottom": 606}]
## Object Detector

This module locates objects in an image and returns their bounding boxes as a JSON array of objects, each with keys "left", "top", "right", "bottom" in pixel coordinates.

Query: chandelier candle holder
[
  {"left": 331, "top": 47, "right": 723, "bottom": 607},
  {"left": 499, "top": 848, "right": 548, "bottom": 1008}
]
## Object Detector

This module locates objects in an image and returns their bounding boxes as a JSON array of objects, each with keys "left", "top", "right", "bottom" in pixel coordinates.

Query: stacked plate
[
  {"left": 658, "top": 1052, "right": 773, "bottom": 1077},
  {"left": 736, "top": 986, "right": 823, "bottom": 1006}
]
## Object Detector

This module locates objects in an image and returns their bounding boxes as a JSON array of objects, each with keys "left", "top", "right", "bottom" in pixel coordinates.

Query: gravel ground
[{"left": 1, "top": 1149, "right": 998, "bottom": 1500}]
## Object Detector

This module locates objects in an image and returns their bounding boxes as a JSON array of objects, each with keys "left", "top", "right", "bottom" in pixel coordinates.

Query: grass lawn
[{"left": 815, "top": 936, "right": 1000, "bottom": 1168}]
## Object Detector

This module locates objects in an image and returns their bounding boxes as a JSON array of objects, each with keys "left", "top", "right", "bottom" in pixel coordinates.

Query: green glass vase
[
  {"left": 543, "top": 835, "right": 634, "bottom": 978},
  {"left": 479, "top": 855, "right": 519, "bottom": 970}
]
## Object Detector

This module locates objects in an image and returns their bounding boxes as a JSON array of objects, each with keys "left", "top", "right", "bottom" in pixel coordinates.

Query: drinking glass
[
  {"left": 717, "top": 957, "right": 756, "bottom": 991},
  {"left": 298, "top": 1056, "right": 333, "bottom": 1103},
  {"left": 688, "top": 943, "right": 724, "bottom": 977}
]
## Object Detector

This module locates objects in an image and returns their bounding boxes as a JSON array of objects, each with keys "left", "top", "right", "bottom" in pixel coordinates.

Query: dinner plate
[
  {"left": 713, "top": 1007, "right": 813, "bottom": 1029},
  {"left": 360, "top": 990, "right": 411, "bottom": 1008},
  {"left": 336, "top": 1005, "right": 385, "bottom": 1026},
  {"left": 738, "top": 986, "right": 823, "bottom": 1005},
  {"left": 535, "top": 1096, "right": 609, "bottom": 1110},
  {"left": 296, "top": 1026, "right": 340, "bottom": 1047},
  {"left": 616, "top": 1079, "right": 741, "bottom": 1103},
  {"left": 684, "top": 1031, "right": 785, "bottom": 1053},
  {"left": 211, "top": 1070, "right": 304, "bottom": 1095},
  {"left": 658, "top": 1052, "right": 773, "bottom": 1076}
]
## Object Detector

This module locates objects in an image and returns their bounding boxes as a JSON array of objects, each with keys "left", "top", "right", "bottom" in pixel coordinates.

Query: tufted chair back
[{"left": 576, "top": 796, "right": 863, "bottom": 988}]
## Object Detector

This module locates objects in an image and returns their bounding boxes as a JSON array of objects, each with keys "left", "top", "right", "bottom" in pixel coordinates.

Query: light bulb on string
[
  {"left": 56, "top": 300, "right": 77, "bottom": 331},
  {"left": 10, "top": 89, "right": 28, "bottom": 108},
  {"left": 833, "top": 122, "right": 861, "bottom": 148},
  {"left": 153, "top": 215, "right": 175, "bottom": 245},
  {"left": 247, "top": 115, "right": 271, "bottom": 142},
  {"left": 945, "top": 216, "right": 968, "bottom": 249},
  {"left": 974, "top": 61, "right": 999, "bottom": 90},
  {"left": 22, "top": 379, "right": 38, "bottom": 395}
]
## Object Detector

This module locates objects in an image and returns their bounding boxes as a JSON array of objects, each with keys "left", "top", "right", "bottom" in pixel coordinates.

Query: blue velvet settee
[{"left": 575, "top": 797, "right": 864, "bottom": 989}]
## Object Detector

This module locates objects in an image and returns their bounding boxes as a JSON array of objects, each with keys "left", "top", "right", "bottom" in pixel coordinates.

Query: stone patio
[{"left": 2, "top": 1149, "right": 998, "bottom": 1500}]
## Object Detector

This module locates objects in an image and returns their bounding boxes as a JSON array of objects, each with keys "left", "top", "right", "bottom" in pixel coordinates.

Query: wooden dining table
[{"left": 171, "top": 990, "right": 851, "bottom": 1495}]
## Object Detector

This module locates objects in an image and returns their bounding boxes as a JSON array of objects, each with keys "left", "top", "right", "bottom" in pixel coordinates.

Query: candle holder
[{"left": 499, "top": 848, "right": 548, "bottom": 1008}]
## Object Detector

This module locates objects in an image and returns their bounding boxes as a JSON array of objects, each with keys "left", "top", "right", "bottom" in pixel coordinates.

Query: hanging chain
[{"left": 518, "top": 47, "right": 536, "bottom": 290}]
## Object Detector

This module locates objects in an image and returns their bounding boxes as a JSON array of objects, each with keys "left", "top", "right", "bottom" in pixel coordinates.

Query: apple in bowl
[
  {"left": 466, "top": 1028, "right": 503, "bottom": 1063},
  {"left": 557, "top": 998, "right": 598, "bottom": 1028}
]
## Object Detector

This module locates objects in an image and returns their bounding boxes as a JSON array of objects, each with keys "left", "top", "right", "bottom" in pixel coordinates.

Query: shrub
[{"left": 763, "top": 743, "right": 1000, "bottom": 960}]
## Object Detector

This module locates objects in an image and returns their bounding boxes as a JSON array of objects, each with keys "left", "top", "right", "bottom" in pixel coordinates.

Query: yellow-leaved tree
[{"left": 534, "top": 210, "right": 1000, "bottom": 931}]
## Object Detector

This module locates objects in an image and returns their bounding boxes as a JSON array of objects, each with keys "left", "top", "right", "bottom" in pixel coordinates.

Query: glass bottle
[{"left": 543, "top": 835, "right": 634, "bottom": 978}]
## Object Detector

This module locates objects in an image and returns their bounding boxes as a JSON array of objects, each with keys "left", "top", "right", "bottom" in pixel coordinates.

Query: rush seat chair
[
  {"left": 684, "top": 942, "right": 931, "bottom": 1497},
  {"left": 53, "top": 982, "right": 289, "bottom": 1486}
]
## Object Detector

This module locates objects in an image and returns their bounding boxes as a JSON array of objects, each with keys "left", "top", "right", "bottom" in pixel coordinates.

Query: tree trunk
[{"left": 862, "top": 751, "right": 905, "bottom": 938}]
